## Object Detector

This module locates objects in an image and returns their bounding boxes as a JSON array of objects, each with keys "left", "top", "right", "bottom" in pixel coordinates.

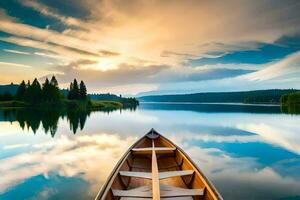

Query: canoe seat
[
  {"left": 132, "top": 147, "right": 176, "bottom": 154},
  {"left": 120, "top": 171, "right": 151, "bottom": 179},
  {"left": 113, "top": 184, "right": 204, "bottom": 198},
  {"left": 121, "top": 197, "right": 193, "bottom": 200},
  {"left": 159, "top": 170, "right": 194, "bottom": 179},
  {"left": 119, "top": 170, "right": 194, "bottom": 180}
]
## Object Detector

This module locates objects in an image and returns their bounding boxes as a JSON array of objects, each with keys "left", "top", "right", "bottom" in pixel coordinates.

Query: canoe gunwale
[
  {"left": 94, "top": 135, "right": 146, "bottom": 200},
  {"left": 158, "top": 134, "right": 223, "bottom": 200}
]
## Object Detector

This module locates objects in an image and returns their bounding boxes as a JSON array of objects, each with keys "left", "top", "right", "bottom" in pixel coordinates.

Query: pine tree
[
  {"left": 79, "top": 80, "right": 87, "bottom": 99},
  {"left": 50, "top": 76, "right": 58, "bottom": 87},
  {"left": 26, "top": 78, "right": 42, "bottom": 104},
  {"left": 49, "top": 76, "right": 60, "bottom": 102},
  {"left": 27, "top": 80, "right": 30, "bottom": 88},
  {"left": 68, "top": 82, "right": 74, "bottom": 100},
  {"left": 24, "top": 80, "right": 31, "bottom": 102},
  {"left": 16, "top": 80, "right": 27, "bottom": 100},
  {"left": 42, "top": 78, "right": 51, "bottom": 101},
  {"left": 72, "top": 79, "right": 80, "bottom": 99}
]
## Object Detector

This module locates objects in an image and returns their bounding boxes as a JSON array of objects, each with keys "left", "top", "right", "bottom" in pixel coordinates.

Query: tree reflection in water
[
  {"left": 281, "top": 104, "right": 300, "bottom": 115},
  {"left": 1, "top": 105, "right": 137, "bottom": 136}
]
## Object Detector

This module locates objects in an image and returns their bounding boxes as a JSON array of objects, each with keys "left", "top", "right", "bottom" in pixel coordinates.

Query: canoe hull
[{"left": 95, "top": 129, "right": 223, "bottom": 200}]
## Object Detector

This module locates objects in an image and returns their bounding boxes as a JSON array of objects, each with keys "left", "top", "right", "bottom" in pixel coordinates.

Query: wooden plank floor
[{"left": 128, "top": 156, "right": 188, "bottom": 190}]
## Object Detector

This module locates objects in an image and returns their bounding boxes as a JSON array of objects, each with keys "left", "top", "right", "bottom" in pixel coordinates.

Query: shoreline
[
  {"left": 139, "top": 101, "right": 280, "bottom": 107},
  {"left": 0, "top": 100, "right": 130, "bottom": 110}
]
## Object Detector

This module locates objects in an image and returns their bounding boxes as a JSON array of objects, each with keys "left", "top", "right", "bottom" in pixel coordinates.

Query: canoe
[{"left": 95, "top": 129, "right": 223, "bottom": 200}]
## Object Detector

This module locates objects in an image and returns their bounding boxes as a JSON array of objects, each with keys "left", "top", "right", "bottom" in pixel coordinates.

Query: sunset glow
[{"left": 0, "top": 0, "right": 300, "bottom": 94}]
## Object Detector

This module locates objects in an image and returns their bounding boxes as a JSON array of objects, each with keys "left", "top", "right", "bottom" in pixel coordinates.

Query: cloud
[
  {"left": 141, "top": 51, "right": 300, "bottom": 95},
  {"left": 3, "top": 143, "right": 30, "bottom": 150},
  {"left": 1, "top": 0, "right": 300, "bottom": 93},
  {"left": 0, "top": 36, "right": 98, "bottom": 61},
  {"left": 2, "top": 0, "right": 300, "bottom": 67},
  {"left": 99, "top": 50, "right": 120, "bottom": 57},
  {"left": 50, "top": 61, "right": 169, "bottom": 86},
  {"left": 0, "top": 61, "right": 32, "bottom": 68},
  {"left": 44, "top": 59, "right": 254, "bottom": 94},
  {"left": 244, "top": 51, "right": 300, "bottom": 81},
  {"left": 180, "top": 68, "right": 255, "bottom": 82},
  {"left": 33, "top": 52, "right": 65, "bottom": 60},
  {"left": 3, "top": 49, "right": 31, "bottom": 55},
  {"left": 19, "top": 0, "right": 82, "bottom": 26}
]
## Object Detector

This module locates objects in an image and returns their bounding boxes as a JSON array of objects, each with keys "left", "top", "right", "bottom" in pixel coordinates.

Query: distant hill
[
  {"left": 0, "top": 84, "right": 19, "bottom": 95},
  {"left": 139, "top": 89, "right": 299, "bottom": 104}
]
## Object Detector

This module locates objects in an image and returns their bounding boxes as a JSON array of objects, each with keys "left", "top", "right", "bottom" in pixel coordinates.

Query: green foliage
[
  {"left": 42, "top": 78, "right": 51, "bottom": 101},
  {"left": 79, "top": 81, "right": 87, "bottom": 99},
  {"left": 24, "top": 78, "right": 42, "bottom": 105},
  {"left": 68, "top": 79, "right": 87, "bottom": 100},
  {"left": 89, "top": 93, "right": 139, "bottom": 108},
  {"left": 42, "top": 76, "right": 61, "bottom": 102},
  {"left": 88, "top": 100, "right": 123, "bottom": 109},
  {"left": 72, "top": 79, "right": 80, "bottom": 99},
  {"left": 0, "top": 91, "right": 14, "bottom": 101},
  {"left": 280, "top": 92, "right": 300, "bottom": 105},
  {"left": 280, "top": 92, "right": 300, "bottom": 114},
  {"left": 1, "top": 77, "right": 139, "bottom": 113},
  {"left": 0, "top": 100, "right": 27, "bottom": 108},
  {"left": 280, "top": 94, "right": 289, "bottom": 105},
  {"left": 67, "top": 82, "right": 74, "bottom": 99},
  {"left": 140, "top": 89, "right": 298, "bottom": 104},
  {"left": 15, "top": 80, "right": 26, "bottom": 100},
  {"left": 281, "top": 104, "right": 300, "bottom": 114},
  {"left": 11, "top": 76, "right": 63, "bottom": 105}
]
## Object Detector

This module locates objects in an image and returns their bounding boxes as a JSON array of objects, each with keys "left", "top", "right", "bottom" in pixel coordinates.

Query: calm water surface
[{"left": 0, "top": 103, "right": 300, "bottom": 200}]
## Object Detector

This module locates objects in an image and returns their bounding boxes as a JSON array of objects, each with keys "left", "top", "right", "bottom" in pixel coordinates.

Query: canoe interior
[{"left": 97, "top": 130, "right": 222, "bottom": 200}]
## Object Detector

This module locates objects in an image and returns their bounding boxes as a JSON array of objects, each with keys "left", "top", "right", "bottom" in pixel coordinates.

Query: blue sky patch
[{"left": 189, "top": 35, "right": 300, "bottom": 66}]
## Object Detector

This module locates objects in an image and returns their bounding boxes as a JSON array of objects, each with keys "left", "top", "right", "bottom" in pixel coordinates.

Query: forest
[
  {"left": 0, "top": 76, "right": 138, "bottom": 110},
  {"left": 139, "top": 89, "right": 299, "bottom": 104}
]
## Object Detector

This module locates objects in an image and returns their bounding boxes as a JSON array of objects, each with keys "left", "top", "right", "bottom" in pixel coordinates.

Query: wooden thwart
[
  {"left": 119, "top": 171, "right": 151, "bottom": 179},
  {"left": 119, "top": 170, "right": 194, "bottom": 180},
  {"left": 132, "top": 147, "right": 176, "bottom": 154},
  {"left": 120, "top": 197, "right": 193, "bottom": 200},
  {"left": 112, "top": 185, "right": 204, "bottom": 198},
  {"left": 159, "top": 170, "right": 193, "bottom": 179}
]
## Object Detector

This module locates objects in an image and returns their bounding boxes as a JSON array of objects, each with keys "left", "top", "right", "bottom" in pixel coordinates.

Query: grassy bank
[
  {"left": 66, "top": 99, "right": 123, "bottom": 111},
  {"left": 0, "top": 100, "right": 28, "bottom": 108},
  {"left": 0, "top": 99, "right": 123, "bottom": 111}
]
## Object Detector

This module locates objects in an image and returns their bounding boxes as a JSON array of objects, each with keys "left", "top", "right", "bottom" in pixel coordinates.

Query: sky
[{"left": 0, "top": 0, "right": 300, "bottom": 95}]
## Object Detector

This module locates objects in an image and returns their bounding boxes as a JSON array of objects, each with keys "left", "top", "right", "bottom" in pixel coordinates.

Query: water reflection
[
  {"left": 281, "top": 104, "right": 300, "bottom": 115},
  {"left": 0, "top": 104, "right": 300, "bottom": 200},
  {"left": 1, "top": 106, "right": 137, "bottom": 136},
  {"left": 0, "top": 133, "right": 137, "bottom": 200}
]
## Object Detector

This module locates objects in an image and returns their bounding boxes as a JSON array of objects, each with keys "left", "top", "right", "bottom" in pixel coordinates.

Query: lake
[{"left": 0, "top": 103, "right": 300, "bottom": 200}]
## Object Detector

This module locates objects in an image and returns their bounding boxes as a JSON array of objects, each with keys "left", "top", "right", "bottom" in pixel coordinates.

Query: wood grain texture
[{"left": 152, "top": 140, "right": 161, "bottom": 200}]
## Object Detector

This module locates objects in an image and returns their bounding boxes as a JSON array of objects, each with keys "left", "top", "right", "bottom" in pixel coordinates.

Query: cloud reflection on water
[
  {"left": 0, "top": 106, "right": 300, "bottom": 199},
  {"left": 0, "top": 131, "right": 137, "bottom": 198}
]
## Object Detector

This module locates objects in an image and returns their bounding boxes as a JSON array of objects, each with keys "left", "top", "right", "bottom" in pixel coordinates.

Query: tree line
[
  {"left": 0, "top": 76, "right": 88, "bottom": 105},
  {"left": 15, "top": 76, "right": 62, "bottom": 104},
  {"left": 139, "top": 89, "right": 298, "bottom": 104}
]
